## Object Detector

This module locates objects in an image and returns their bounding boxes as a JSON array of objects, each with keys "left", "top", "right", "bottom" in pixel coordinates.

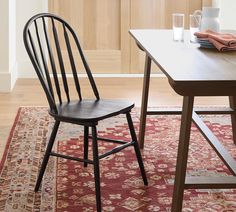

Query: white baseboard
[
  {"left": 0, "top": 72, "right": 12, "bottom": 92},
  {"left": 0, "top": 63, "right": 18, "bottom": 92}
]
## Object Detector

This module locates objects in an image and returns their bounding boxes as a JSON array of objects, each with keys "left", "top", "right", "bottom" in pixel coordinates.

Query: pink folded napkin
[{"left": 194, "top": 30, "right": 236, "bottom": 52}]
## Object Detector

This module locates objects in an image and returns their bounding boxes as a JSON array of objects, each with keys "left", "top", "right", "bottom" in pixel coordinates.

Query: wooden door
[
  {"left": 48, "top": 0, "right": 130, "bottom": 74},
  {"left": 49, "top": 0, "right": 211, "bottom": 74}
]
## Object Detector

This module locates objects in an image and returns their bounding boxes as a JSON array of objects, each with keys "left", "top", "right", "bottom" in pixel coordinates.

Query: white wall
[
  {"left": 0, "top": 0, "right": 10, "bottom": 72},
  {"left": 0, "top": 0, "right": 48, "bottom": 92},
  {"left": 0, "top": 0, "right": 17, "bottom": 92},
  {"left": 16, "top": 0, "right": 48, "bottom": 78},
  {"left": 213, "top": 0, "right": 236, "bottom": 30}
]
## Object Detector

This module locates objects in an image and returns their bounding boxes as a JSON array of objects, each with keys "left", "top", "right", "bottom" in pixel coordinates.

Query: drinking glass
[
  {"left": 172, "top": 13, "right": 184, "bottom": 41},
  {"left": 189, "top": 14, "right": 201, "bottom": 42}
]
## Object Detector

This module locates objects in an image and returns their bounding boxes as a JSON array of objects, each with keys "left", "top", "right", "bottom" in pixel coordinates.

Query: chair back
[{"left": 23, "top": 13, "right": 100, "bottom": 113}]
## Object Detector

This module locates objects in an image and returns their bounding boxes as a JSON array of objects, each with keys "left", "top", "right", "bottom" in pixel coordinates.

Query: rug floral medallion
[{"left": 1, "top": 107, "right": 236, "bottom": 211}]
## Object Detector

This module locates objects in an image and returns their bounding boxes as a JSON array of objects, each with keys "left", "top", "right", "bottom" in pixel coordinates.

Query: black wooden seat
[
  {"left": 53, "top": 99, "right": 134, "bottom": 123},
  {"left": 23, "top": 13, "right": 148, "bottom": 212}
]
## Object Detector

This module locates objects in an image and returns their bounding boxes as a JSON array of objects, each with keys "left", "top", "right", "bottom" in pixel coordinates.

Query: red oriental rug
[{"left": 1, "top": 107, "right": 236, "bottom": 212}]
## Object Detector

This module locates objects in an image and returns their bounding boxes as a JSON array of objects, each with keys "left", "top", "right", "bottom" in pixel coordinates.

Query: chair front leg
[
  {"left": 84, "top": 126, "right": 89, "bottom": 167},
  {"left": 35, "top": 120, "right": 60, "bottom": 192},
  {"left": 126, "top": 112, "right": 148, "bottom": 186},
  {"left": 91, "top": 126, "right": 102, "bottom": 212}
]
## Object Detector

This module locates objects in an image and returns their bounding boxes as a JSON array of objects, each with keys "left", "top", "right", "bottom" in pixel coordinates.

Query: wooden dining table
[{"left": 129, "top": 29, "right": 236, "bottom": 212}]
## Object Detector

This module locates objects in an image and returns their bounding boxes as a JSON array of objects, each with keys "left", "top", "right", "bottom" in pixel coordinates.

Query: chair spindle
[
  {"left": 42, "top": 17, "right": 62, "bottom": 104},
  {"left": 63, "top": 24, "right": 82, "bottom": 100},
  {"left": 28, "top": 30, "right": 44, "bottom": 79},
  {"left": 51, "top": 18, "right": 70, "bottom": 102},
  {"left": 72, "top": 30, "right": 100, "bottom": 100},
  {"left": 34, "top": 20, "right": 55, "bottom": 101}
]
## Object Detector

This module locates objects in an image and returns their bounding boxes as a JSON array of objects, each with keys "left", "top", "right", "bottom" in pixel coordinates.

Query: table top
[{"left": 129, "top": 29, "right": 236, "bottom": 96}]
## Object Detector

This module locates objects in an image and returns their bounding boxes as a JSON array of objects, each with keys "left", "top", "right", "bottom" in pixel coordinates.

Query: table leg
[
  {"left": 171, "top": 96, "right": 194, "bottom": 212},
  {"left": 138, "top": 54, "right": 152, "bottom": 149},
  {"left": 229, "top": 96, "right": 236, "bottom": 145}
]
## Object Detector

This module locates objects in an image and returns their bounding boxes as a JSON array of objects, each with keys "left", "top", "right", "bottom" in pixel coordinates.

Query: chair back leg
[
  {"left": 35, "top": 120, "right": 60, "bottom": 191},
  {"left": 126, "top": 112, "right": 148, "bottom": 185},
  {"left": 91, "top": 126, "right": 102, "bottom": 212},
  {"left": 84, "top": 126, "right": 89, "bottom": 167}
]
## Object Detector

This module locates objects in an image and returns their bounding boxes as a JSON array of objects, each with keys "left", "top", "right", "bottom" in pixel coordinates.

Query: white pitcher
[{"left": 194, "top": 7, "right": 220, "bottom": 32}]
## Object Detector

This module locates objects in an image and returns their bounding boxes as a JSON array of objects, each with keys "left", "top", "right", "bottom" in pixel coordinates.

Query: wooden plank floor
[{"left": 0, "top": 77, "right": 228, "bottom": 159}]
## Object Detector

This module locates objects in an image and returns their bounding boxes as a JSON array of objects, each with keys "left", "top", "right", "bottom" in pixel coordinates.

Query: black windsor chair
[{"left": 23, "top": 13, "right": 148, "bottom": 212}]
